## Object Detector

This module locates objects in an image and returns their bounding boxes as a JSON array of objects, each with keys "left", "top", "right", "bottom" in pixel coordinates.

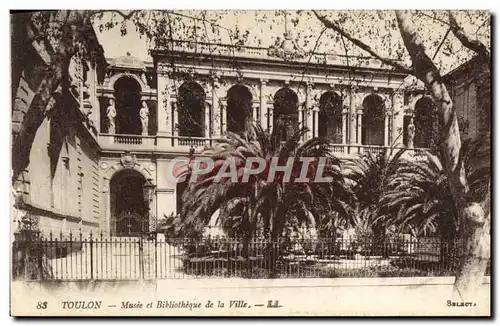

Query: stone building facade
[
  {"left": 444, "top": 54, "right": 491, "bottom": 140},
  {"left": 92, "top": 42, "right": 439, "bottom": 237},
  {"left": 11, "top": 14, "right": 107, "bottom": 237},
  {"left": 13, "top": 37, "right": 446, "bottom": 237}
]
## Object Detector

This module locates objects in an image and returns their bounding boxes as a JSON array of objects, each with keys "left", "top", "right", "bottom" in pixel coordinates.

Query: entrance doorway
[{"left": 110, "top": 169, "right": 149, "bottom": 236}]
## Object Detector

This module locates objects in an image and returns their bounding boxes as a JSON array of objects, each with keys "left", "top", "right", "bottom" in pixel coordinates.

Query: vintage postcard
[{"left": 10, "top": 9, "right": 491, "bottom": 316}]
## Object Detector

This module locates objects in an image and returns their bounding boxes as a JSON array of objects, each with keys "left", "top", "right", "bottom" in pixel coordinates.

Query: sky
[{"left": 93, "top": 10, "right": 490, "bottom": 74}]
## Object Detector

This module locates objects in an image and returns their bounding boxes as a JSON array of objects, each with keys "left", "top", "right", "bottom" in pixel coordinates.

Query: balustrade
[
  {"left": 176, "top": 137, "right": 209, "bottom": 148},
  {"left": 114, "top": 135, "right": 143, "bottom": 145},
  {"left": 100, "top": 133, "right": 427, "bottom": 160}
]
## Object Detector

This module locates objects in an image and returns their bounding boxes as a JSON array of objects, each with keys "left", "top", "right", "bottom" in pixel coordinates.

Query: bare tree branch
[
  {"left": 432, "top": 27, "right": 451, "bottom": 60},
  {"left": 91, "top": 10, "right": 140, "bottom": 21},
  {"left": 448, "top": 11, "right": 490, "bottom": 58},
  {"left": 297, "top": 27, "right": 327, "bottom": 86},
  {"left": 313, "top": 10, "right": 413, "bottom": 74},
  {"left": 418, "top": 11, "right": 450, "bottom": 26}
]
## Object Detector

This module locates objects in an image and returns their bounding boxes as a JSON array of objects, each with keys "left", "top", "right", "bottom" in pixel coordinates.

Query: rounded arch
[
  {"left": 274, "top": 87, "right": 298, "bottom": 115},
  {"left": 273, "top": 87, "right": 299, "bottom": 140},
  {"left": 178, "top": 81, "right": 206, "bottom": 137},
  {"left": 227, "top": 84, "right": 254, "bottom": 134},
  {"left": 108, "top": 72, "right": 149, "bottom": 92},
  {"left": 362, "top": 93, "right": 385, "bottom": 146},
  {"left": 414, "top": 96, "right": 436, "bottom": 148},
  {"left": 318, "top": 91, "right": 343, "bottom": 143},
  {"left": 234, "top": 81, "right": 258, "bottom": 99},
  {"left": 103, "top": 162, "right": 155, "bottom": 186}
]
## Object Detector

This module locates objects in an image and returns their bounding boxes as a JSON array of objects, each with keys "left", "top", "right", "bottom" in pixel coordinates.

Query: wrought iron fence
[{"left": 11, "top": 231, "right": 489, "bottom": 281}]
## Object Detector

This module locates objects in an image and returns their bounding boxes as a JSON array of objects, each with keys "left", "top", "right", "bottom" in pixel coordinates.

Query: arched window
[
  {"left": 414, "top": 97, "right": 436, "bottom": 148},
  {"left": 319, "top": 91, "right": 343, "bottom": 144},
  {"left": 114, "top": 77, "right": 142, "bottom": 135},
  {"left": 273, "top": 88, "right": 299, "bottom": 140},
  {"left": 178, "top": 81, "right": 206, "bottom": 137},
  {"left": 227, "top": 85, "right": 253, "bottom": 134},
  {"left": 362, "top": 94, "right": 385, "bottom": 146}
]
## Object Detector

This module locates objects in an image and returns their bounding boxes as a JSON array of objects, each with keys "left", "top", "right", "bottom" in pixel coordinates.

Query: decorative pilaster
[
  {"left": 157, "top": 75, "right": 172, "bottom": 136},
  {"left": 381, "top": 92, "right": 393, "bottom": 147},
  {"left": 100, "top": 185, "right": 110, "bottom": 236}
]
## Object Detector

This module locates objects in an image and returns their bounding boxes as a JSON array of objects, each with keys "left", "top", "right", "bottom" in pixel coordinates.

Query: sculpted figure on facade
[
  {"left": 407, "top": 116, "right": 415, "bottom": 148},
  {"left": 106, "top": 98, "right": 117, "bottom": 134},
  {"left": 140, "top": 101, "right": 150, "bottom": 135}
]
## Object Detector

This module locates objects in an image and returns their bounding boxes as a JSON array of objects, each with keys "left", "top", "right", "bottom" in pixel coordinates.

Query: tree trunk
[
  {"left": 452, "top": 209, "right": 490, "bottom": 300},
  {"left": 11, "top": 10, "right": 90, "bottom": 184},
  {"left": 395, "top": 11, "right": 490, "bottom": 300},
  {"left": 315, "top": 8, "right": 490, "bottom": 301}
]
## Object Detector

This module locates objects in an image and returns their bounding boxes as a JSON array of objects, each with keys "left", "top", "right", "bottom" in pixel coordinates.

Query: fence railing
[{"left": 12, "top": 232, "right": 488, "bottom": 281}]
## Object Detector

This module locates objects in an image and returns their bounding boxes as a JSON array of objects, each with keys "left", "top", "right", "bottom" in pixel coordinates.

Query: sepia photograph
[{"left": 9, "top": 8, "right": 491, "bottom": 317}]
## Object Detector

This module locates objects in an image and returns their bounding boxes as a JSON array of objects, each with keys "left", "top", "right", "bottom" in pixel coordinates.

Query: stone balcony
[
  {"left": 99, "top": 133, "right": 429, "bottom": 160},
  {"left": 99, "top": 133, "right": 213, "bottom": 153}
]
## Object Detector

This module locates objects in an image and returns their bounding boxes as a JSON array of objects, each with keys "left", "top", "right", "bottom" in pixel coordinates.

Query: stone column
[
  {"left": 171, "top": 100, "right": 178, "bottom": 147},
  {"left": 298, "top": 103, "right": 304, "bottom": 139},
  {"left": 312, "top": 106, "right": 319, "bottom": 138},
  {"left": 348, "top": 90, "right": 359, "bottom": 145},
  {"left": 212, "top": 84, "right": 221, "bottom": 137},
  {"left": 259, "top": 79, "right": 268, "bottom": 130},
  {"left": 342, "top": 108, "right": 348, "bottom": 144},
  {"left": 253, "top": 101, "right": 260, "bottom": 126},
  {"left": 220, "top": 99, "right": 227, "bottom": 135},
  {"left": 268, "top": 106, "right": 274, "bottom": 133},
  {"left": 304, "top": 83, "right": 313, "bottom": 141},
  {"left": 204, "top": 99, "right": 211, "bottom": 138},
  {"left": 356, "top": 109, "right": 363, "bottom": 144},
  {"left": 384, "top": 113, "right": 390, "bottom": 146}
]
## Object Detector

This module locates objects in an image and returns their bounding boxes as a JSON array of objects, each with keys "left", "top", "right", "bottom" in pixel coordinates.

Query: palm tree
[
  {"left": 377, "top": 133, "right": 490, "bottom": 267},
  {"left": 378, "top": 153, "right": 457, "bottom": 239},
  {"left": 343, "top": 147, "right": 407, "bottom": 244},
  {"left": 176, "top": 122, "right": 354, "bottom": 272},
  {"left": 379, "top": 133, "right": 490, "bottom": 236}
]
